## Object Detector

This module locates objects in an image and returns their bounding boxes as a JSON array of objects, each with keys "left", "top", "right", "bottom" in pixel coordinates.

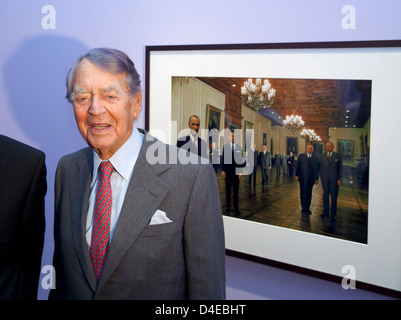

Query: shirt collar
[{"left": 91, "top": 125, "right": 144, "bottom": 184}]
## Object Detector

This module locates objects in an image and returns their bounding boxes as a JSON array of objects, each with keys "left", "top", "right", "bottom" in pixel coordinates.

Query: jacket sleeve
[
  {"left": 314, "top": 157, "right": 320, "bottom": 181},
  {"left": 21, "top": 151, "right": 46, "bottom": 299},
  {"left": 49, "top": 160, "right": 66, "bottom": 300},
  {"left": 295, "top": 154, "right": 302, "bottom": 177},
  {"left": 183, "top": 163, "right": 226, "bottom": 299},
  {"left": 221, "top": 145, "right": 226, "bottom": 172},
  {"left": 337, "top": 153, "right": 343, "bottom": 181}
]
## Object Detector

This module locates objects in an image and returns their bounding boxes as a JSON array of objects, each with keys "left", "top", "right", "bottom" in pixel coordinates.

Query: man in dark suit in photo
[
  {"left": 319, "top": 141, "right": 343, "bottom": 220},
  {"left": 0, "top": 135, "right": 46, "bottom": 300},
  {"left": 274, "top": 151, "right": 281, "bottom": 177},
  {"left": 221, "top": 130, "right": 245, "bottom": 215},
  {"left": 295, "top": 144, "right": 319, "bottom": 215},
  {"left": 282, "top": 152, "right": 288, "bottom": 175},
  {"left": 50, "top": 48, "right": 225, "bottom": 300},
  {"left": 259, "top": 145, "right": 272, "bottom": 187},
  {"left": 287, "top": 151, "right": 295, "bottom": 178},
  {"left": 177, "top": 115, "right": 208, "bottom": 159}
]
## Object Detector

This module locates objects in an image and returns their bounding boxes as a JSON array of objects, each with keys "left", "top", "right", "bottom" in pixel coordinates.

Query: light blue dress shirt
[{"left": 86, "top": 126, "right": 144, "bottom": 246}]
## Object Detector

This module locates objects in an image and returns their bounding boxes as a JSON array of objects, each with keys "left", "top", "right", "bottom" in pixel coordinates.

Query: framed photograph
[
  {"left": 145, "top": 40, "right": 401, "bottom": 295},
  {"left": 338, "top": 139, "right": 354, "bottom": 161}
]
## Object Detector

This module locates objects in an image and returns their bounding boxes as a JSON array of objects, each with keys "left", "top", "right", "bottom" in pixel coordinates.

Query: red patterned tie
[{"left": 90, "top": 161, "right": 113, "bottom": 280}]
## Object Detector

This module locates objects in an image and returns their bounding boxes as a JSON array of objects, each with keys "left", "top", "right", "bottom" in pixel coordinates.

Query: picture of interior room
[{"left": 172, "top": 76, "right": 371, "bottom": 244}]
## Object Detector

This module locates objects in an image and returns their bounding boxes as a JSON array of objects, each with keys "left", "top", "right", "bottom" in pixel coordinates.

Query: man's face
[
  {"left": 306, "top": 145, "right": 314, "bottom": 154},
  {"left": 71, "top": 59, "right": 142, "bottom": 160},
  {"left": 188, "top": 117, "right": 200, "bottom": 135},
  {"left": 325, "top": 142, "right": 334, "bottom": 153}
]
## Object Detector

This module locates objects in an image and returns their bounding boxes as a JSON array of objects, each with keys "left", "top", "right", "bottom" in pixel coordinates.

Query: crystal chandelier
[
  {"left": 283, "top": 114, "right": 305, "bottom": 134},
  {"left": 241, "top": 78, "right": 276, "bottom": 111},
  {"left": 300, "top": 128, "right": 321, "bottom": 143}
]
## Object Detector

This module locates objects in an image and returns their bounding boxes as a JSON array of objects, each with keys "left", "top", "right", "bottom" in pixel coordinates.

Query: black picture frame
[{"left": 145, "top": 40, "right": 401, "bottom": 298}]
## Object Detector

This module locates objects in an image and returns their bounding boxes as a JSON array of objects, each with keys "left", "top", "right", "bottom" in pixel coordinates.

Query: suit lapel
[
  {"left": 96, "top": 135, "right": 171, "bottom": 292},
  {"left": 69, "top": 149, "right": 97, "bottom": 291}
]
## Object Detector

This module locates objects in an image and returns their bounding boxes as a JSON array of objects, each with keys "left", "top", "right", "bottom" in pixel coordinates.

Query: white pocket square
[{"left": 149, "top": 209, "right": 173, "bottom": 225}]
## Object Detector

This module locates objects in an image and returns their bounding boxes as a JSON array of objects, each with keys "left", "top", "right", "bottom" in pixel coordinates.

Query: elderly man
[
  {"left": 319, "top": 141, "right": 343, "bottom": 220},
  {"left": 50, "top": 48, "right": 225, "bottom": 300},
  {"left": 259, "top": 145, "right": 272, "bottom": 188}
]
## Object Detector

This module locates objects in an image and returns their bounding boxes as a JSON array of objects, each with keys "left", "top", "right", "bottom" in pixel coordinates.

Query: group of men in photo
[
  {"left": 177, "top": 115, "right": 343, "bottom": 221},
  {"left": 294, "top": 142, "right": 343, "bottom": 219}
]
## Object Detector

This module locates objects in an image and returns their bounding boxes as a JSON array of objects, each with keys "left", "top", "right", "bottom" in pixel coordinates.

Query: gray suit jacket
[
  {"left": 50, "top": 132, "right": 225, "bottom": 300},
  {"left": 319, "top": 151, "right": 343, "bottom": 183},
  {"left": 259, "top": 151, "right": 272, "bottom": 170}
]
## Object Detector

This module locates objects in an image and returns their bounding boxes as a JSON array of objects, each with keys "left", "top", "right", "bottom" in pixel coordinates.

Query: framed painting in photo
[
  {"left": 286, "top": 137, "right": 298, "bottom": 155},
  {"left": 338, "top": 139, "right": 354, "bottom": 161},
  {"left": 206, "top": 104, "right": 222, "bottom": 149},
  {"left": 145, "top": 40, "right": 401, "bottom": 296},
  {"left": 206, "top": 104, "right": 222, "bottom": 132}
]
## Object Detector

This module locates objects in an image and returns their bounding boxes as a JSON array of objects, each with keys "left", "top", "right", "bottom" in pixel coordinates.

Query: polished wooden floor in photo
[{"left": 216, "top": 166, "right": 368, "bottom": 244}]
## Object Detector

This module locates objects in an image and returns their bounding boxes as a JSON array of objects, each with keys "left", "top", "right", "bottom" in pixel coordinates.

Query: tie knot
[{"left": 99, "top": 161, "right": 114, "bottom": 179}]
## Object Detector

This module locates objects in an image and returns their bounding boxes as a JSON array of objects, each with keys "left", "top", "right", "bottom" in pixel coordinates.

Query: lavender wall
[{"left": 0, "top": 0, "right": 400, "bottom": 300}]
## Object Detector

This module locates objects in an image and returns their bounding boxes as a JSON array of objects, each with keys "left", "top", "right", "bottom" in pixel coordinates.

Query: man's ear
[{"left": 132, "top": 91, "right": 142, "bottom": 119}]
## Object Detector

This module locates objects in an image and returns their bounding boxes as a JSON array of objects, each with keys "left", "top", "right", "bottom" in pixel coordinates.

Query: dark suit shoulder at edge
[{"left": 0, "top": 134, "right": 45, "bottom": 158}]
